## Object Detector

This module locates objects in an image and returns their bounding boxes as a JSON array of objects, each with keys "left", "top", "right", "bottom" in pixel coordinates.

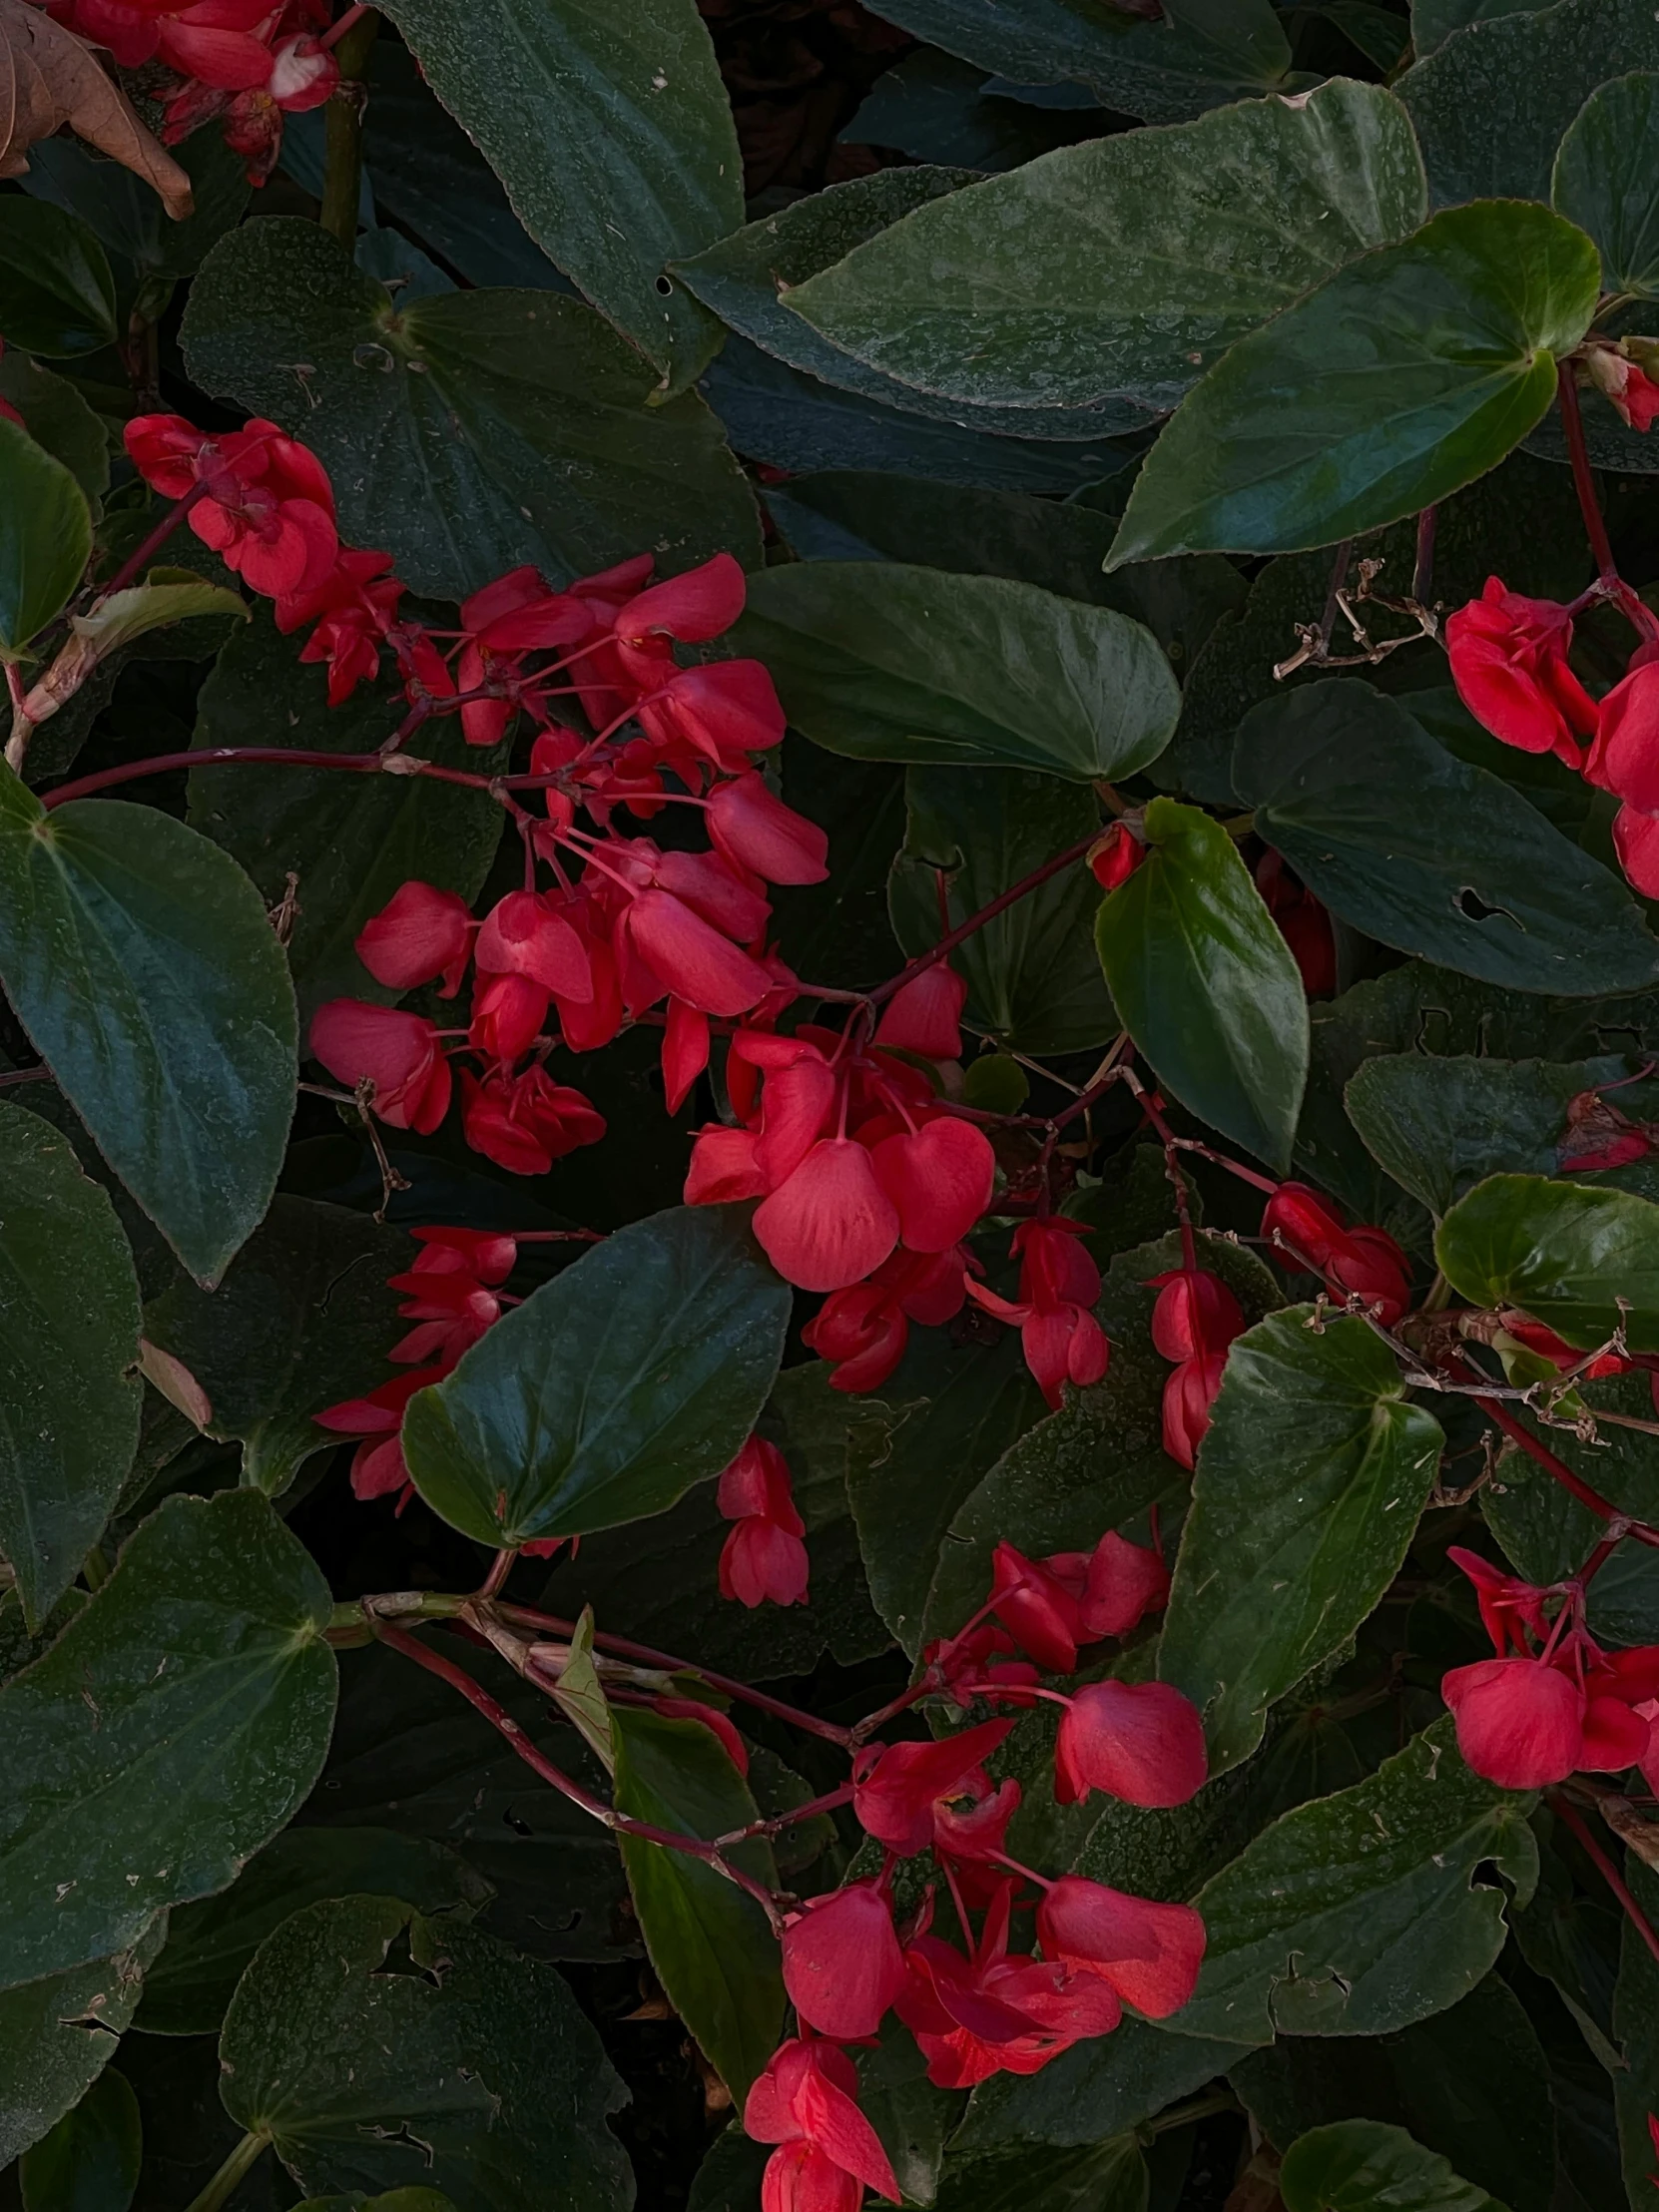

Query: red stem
[
  {"left": 98, "top": 482, "right": 212, "bottom": 602},
  {"left": 1559, "top": 362, "right": 1620, "bottom": 583},
  {"left": 865, "top": 832, "right": 1097, "bottom": 1007},
  {"left": 493, "top": 1601, "right": 857, "bottom": 1749},
  {"left": 374, "top": 1618, "right": 783, "bottom": 1918},
  {"left": 1552, "top": 1793, "right": 1659, "bottom": 1969},
  {"left": 1465, "top": 1377, "right": 1659, "bottom": 1545}
]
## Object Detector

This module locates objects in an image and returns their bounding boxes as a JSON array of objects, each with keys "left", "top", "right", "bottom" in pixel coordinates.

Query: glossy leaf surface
[
  {"left": 0, "top": 418, "right": 93, "bottom": 660},
  {"left": 1435, "top": 1173, "right": 1659, "bottom": 1352},
  {"left": 1280, "top": 2121, "right": 1503, "bottom": 2212},
  {"left": 1095, "top": 796, "right": 1308, "bottom": 1170},
  {"left": 1109, "top": 204, "right": 1601, "bottom": 565},
  {"left": 0, "top": 197, "right": 116, "bottom": 356}
]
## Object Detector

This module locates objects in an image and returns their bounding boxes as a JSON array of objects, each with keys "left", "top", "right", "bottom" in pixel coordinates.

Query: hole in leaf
[
  {"left": 1454, "top": 885, "right": 1519, "bottom": 926},
  {"left": 655, "top": 275, "right": 674, "bottom": 296}
]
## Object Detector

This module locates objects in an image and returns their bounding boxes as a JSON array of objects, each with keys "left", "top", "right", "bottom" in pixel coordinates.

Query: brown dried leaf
[{"left": 0, "top": 0, "right": 192, "bottom": 219}]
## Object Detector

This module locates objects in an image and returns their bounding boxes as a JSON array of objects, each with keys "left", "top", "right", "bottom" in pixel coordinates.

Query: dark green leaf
[
  {"left": 1409, "top": 1, "right": 1547, "bottom": 58},
  {"left": 701, "top": 335, "right": 1143, "bottom": 493},
  {"left": 839, "top": 49, "right": 1108, "bottom": 172},
  {"left": 1095, "top": 796, "right": 1309, "bottom": 1171},
  {"left": 767, "top": 736, "right": 905, "bottom": 992},
  {"left": 403, "top": 1205, "right": 790, "bottom": 1546},
  {"left": 190, "top": 615, "right": 505, "bottom": 1023},
  {"left": 18, "top": 2063, "right": 143, "bottom": 2212},
  {"left": 139, "top": 1826, "right": 488, "bottom": 2037},
  {"left": 1175, "top": 1719, "right": 1537, "bottom": 2044},
  {"left": 846, "top": 1318, "right": 1044, "bottom": 1654},
  {"left": 1436, "top": 1173, "right": 1659, "bottom": 1351},
  {"left": 676, "top": 169, "right": 1149, "bottom": 442},
  {"left": 292, "top": 2195, "right": 459, "bottom": 2211},
  {"left": 120, "top": 2033, "right": 289, "bottom": 2212},
  {"left": 20, "top": 129, "right": 249, "bottom": 280},
  {"left": 181, "top": 219, "right": 759, "bottom": 602},
  {"left": 852, "top": 2024, "right": 959, "bottom": 2207},
  {"left": 689, "top": 2125, "right": 769, "bottom": 2212},
  {"left": 785, "top": 82, "right": 1425, "bottom": 415},
  {"left": 1612, "top": 1857, "right": 1659, "bottom": 2206},
  {"left": 0, "top": 1101, "right": 141, "bottom": 1627},
  {"left": 298, "top": 1643, "right": 631, "bottom": 1966},
  {"left": 1232, "top": 1973, "right": 1554, "bottom": 2212},
  {"left": 1235, "top": 683, "right": 1659, "bottom": 996},
  {"left": 848, "top": 0, "right": 1294, "bottom": 122},
  {"left": 0, "top": 200, "right": 116, "bottom": 356},
  {"left": 0, "top": 1490, "right": 335, "bottom": 1991},
  {"left": 930, "top": 2135, "right": 1148, "bottom": 2212},
  {"left": 0, "top": 417, "right": 92, "bottom": 660},
  {"left": 1398, "top": 0, "right": 1659, "bottom": 208},
  {"left": 0, "top": 1926, "right": 161, "bottom": 2168},
  {"left": 955, "top": 2015, "right": 1247, "bottom": 2152},
  {"left": 888, "top": 768, "right": 1115, "bottom": 1054},
  {"left": 1160, "top": 1312, "right": 1444, "bottom": 1775},
  {"left": 1553, "top": 73, "right": 1659, "bottom": 300},
  {"left": 0, "top": 351, "right": 109, "bottom": 512},
  {"left": 918, "top": 1231, "right": 1281, "bottom": 1653},
  {"left": 220, "top": 1897, "right": 632, "bottom": 2210},
  {"left": 612, "top": 1706, "right": 784, "bottom": 2100},
  {"left": 1343, "top": 1054, "right": 1618, "bottom": 1215},
  {"left": 376, "top": 0, "right": 742, "bottom": 389},
  {"left": 1279, "top": 2121, "right": 1503, "bottom": 2212},
  {"left": 143, "top": 1198, "right": 407, "bottom": 1498},
  {"left": 734, "top": 561, "right": 1178, "bottom": 780},
  {"left": 1108, "top": 204, "right": 1601, "bottom": 565},
  {"left": 0, "top": 767, "right": 297, "bottom": 1286}
]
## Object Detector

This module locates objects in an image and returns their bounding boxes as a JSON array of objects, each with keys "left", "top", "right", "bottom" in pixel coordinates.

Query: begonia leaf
[
  {"left": 181, "top": 219, "right": 760, "bottom": 602},
  {"left": 1436, "top": 1173, "right": 1659, "bottom": 1352},
  {"left": 401, "top": 1205, "right": 791, "bottom": 1547},
  {"left": 375, "top": 0, "right": 742, "bottom": 390},
  {"left": 1175, "top": 1719, "right": 1537, "bottom": 2044},
  {"left": 0, "top": 416, "right": 91, "bottom": 661},
  {"left": 0, "top": 1100, "right": 141, "bottom": 1629},
  {"left": 1107, "top": 203, "right": 1601, "bottom": 565},
  {"left": 612, "top": 1705, "right": 784, "bottom": 2102},
  {"left": 0, "top": 1490, "right": 335, "bottom": 1992},
  {"left": 219, "top": 1896, "right": 632, "bottom": 2210},
  {"left": 1552, "top": 71, "right": 1659, "bottom": 299},
  {"left": 0, "top": 765, "right": 297, "bottom": 1287},
  {"left": 1095, "top": 796, "right": 1308, "bottom": 1172},
  {"left": 0, "top": 195, "right": 115, "bottom": 356},
  {"left": 734, "top": 561, "right": 1179, "bottom": 781},
  {"left": 1159, "top": 1311, "right": 1444, "bottom": 1774},
  {"left": 16, "top": 2062, "right": 144, "bottom": 2212},
  {"left": 1279, "top": 2121, "right": 1504, "bottom": 2212},
  {"left": 0, "top": 1924, "right": 162, "bottom": 2170},
  {"left": 784, "top": 81, "right": 1426, "bottom": 415}
]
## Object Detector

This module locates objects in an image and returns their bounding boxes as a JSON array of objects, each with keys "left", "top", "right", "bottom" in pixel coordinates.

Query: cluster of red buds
[
  {"left": 1447, "top": 575, "right": 1659, "bottom": 895},
  {"left": 34, "top": 0, "right": 342, "bottom": 182},
  {"left": 1441, "top": 1546, "right": 1659, "bottom": 1792}
]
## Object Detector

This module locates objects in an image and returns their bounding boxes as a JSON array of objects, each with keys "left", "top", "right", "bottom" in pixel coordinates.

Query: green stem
[
  {"left": 180, "top": 2129, "right": 272, "bottom": 2212},
  {"left": 318, "top": 10, "right": 380, "bottom": 246},
  {"left": 81, "top": 1543, "right": 110, "bottom": 1591}
]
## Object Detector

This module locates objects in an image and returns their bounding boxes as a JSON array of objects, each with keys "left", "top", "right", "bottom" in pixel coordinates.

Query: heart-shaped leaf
[
  {"left": 1552, "top": 69, "right": 1659, "bottom": 298},
  {"left": 0, "top": 416, "right": 91, "bottom": 660},
  {"left": 1095, "top": 796, "right": 1308, "bottom": 1170},
  {"left": 734, "top": 561, "right": 1178, "bottom": 781},
  {"left": 783, "top": 80, "right": 1425, "bottom": 415},
  {"left": 1108, "top": 202, "right": 1601, "bottom": 565},
  {"left": 402, "top": 1205, "right": 791, "bottom": 1547},
  {"left": 1435, "top": 1173, "right": 1659, "bottom": 1352},
  {"left": 1280, "top": 2122, "right": 1503, "bottom": 2212},
  {"left": 0, "top": 766, "right": 297, "bottom": 1286}
]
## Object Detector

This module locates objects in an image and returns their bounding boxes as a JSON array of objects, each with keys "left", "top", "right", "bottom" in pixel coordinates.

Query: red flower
[
  {"left": 1583, "top": 346, "right": 1659, "bottom": 434},
  {"left": 458, "top": 1065, "right": 605, "bottom": 1176},
  {"left": 1147, "top": 1267, "right": 1246, "bottom": 1469},
  {"left": 1260, "top": 1183, "right": 1410, "bottom": 1325},
  {"left": 1588, "top": 661, "right": 1659, "bottom": 814},
  {"left": 707, "top": 773, "right": 830, "bottom": 885},
  {"left": 125, "top": 413, "right": 338, "bottom": 598},
  {"left": 802, "top": 1245, "right": 971, "bottom": 1393},
  {"left": 851, "top": 1716, "right": 1016, "bottom": 1857},
  {"left": 868, "top": 1118, "right": 995, "bottom": 1256},
  {"left": 781, "top": 1883, "right": 906, "bottom": 2040},
  {"left": 314, "top": 1365, "right": 444, "bottom": 1509},
  {"left": 1558, "top": 1086, "right": 1655, "bottom": 1173},
  {"left": 1255, "top": 849, "right": 1337, "bottom": 999},
  {"left": 965, "top": 1218, "right": 1109, "bottom": 1408},
  {"left": 309, "top": 1001, "right": 452, "bottom": 1133},
  {"left": 1088, "top": 823, "right": 1144, "bottom": 891},
  {"left": 753, "top": 1139, "right": 900, "bottom": 1294},
  {"left": 744, "top": 2039, "right": 899, "bottom": 2212},
  {"left": 1445, "top": 576, "right": 1598, "bottom": 767},
  {"left": 1441, "top": 1655, "right": 1597, "bottom": 1789},
  {"left": 385, "top": 1225, "right": 516, "bottom": 1366},
  {"left": 276, "top": 548, "right": 403, "bottom": 704},
  {"left": 894, "top": 1881, "right": 1122, "bottom": 2089},
  {"left": 355, "top": 881, "right": 475, "bottom": 998},
  {"left": 1079, "top": 1531, "right": 1171, "bottom": 1640},
  {"left": 717, "top": 1436, "right": 809, "bottom": 1608},
  {"left": 1036, "top": 1877, "right": 1205, "bottom": 2019},
  {"left": 872, "top": 963, "right": 967, "bottom": 1061},
  {"left": 1054, "top": 1680, "right": 1208, "bottom": 1809},
  {"left": 988, "top": 1541, "right": 1085, "bottom": 1674}
]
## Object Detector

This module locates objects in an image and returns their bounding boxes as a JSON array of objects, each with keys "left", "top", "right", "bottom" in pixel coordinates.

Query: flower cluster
[
  {"left": 1260, "top": 1181, "right": 1411, "bottom": 1325},
  {"left": 738, "top": 1526, "right": 1207, "bottom": 2202},
  {"left": 1447, "top": 575, "right": 1659, "bottom": 896},
  {"left": 1441, "top": 1546, "right": 1659, "bottom": 1793},
  {"left": 36, "top": 0, "right": 340, "bottom": 183}
]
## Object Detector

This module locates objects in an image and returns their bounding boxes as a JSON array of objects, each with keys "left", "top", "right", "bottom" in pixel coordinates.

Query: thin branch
[
  {"left": 1553, "top": 1793, "right": 1659, "bottom": 1969},
  {"left": 864, "top": 833, "right": 1098, "bottom": 1008}
]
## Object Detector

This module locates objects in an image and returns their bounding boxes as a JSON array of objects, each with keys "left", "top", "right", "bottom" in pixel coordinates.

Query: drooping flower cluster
[
  {"left": 1441, "top": 1546, "right": 1659, "bottom": 1792},
  {"left": 734, "top": 1523, "right": 1207, "bottom": 2196},
  {"left": 1447, "top": 575, "right": 1659, "bottom": 896},
  {"left": 1147, "top": 1266, "right": 1246, "bottom": 1468},
  {"left": 35, "top": 0, "right": 339, "bottom": 183},
  {"left": 718, "top": 1435, "right": 809, "bottom": 1610},
  {"left": 1261, "top": 1181, "right": 1411, "bottom": 1325}
]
